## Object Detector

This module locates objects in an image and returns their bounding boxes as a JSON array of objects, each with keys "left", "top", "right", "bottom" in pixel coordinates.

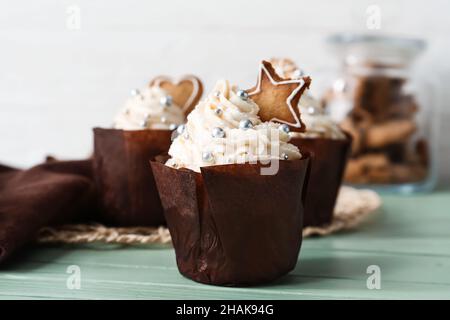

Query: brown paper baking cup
[
  {"left": 93, "top": 128, "right": 171, "bottom": 226},
  {"left": 151, "top": 156, "right": 310, "bottom": 286},
  {"left": 290, "top": 133, "right": 351, "bottom": 227}
]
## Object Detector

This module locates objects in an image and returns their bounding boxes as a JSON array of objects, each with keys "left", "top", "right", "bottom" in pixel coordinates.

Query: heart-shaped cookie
[{"left": 150, "top": 75, "right": 203, "bottom": 115}]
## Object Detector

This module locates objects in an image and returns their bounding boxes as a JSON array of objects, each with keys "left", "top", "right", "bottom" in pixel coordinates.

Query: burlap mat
[{"left": 37, "top": 186, "right": 381, "bottom": 245}]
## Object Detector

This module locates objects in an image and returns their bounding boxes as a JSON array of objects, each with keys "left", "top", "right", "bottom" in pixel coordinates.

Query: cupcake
[
  {"left": 292, "top": 94, "right": 352, "bottom": 227},
  {"left": 151, "top": 62, "right": 311, "bottom": 286},
  {"left": 93, "top": 75, "right": 203, "bottom": 226},
  {"left": 269, "top": 58, "right": 352, "bottom": 227}
]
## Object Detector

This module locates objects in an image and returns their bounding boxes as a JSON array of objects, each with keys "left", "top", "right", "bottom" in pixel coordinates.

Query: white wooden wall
[{"left": 1, "top": 0, "right": 449, "bottom": 182}]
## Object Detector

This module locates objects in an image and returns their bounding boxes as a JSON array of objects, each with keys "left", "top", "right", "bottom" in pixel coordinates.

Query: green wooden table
[{"left": 1, "top": 189, "right": 449, "bottom": 300}]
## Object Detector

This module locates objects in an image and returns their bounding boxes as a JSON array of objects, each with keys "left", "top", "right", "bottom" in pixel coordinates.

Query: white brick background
[{"left": 0, "top": 0, "right": 449, "bottom": 183}]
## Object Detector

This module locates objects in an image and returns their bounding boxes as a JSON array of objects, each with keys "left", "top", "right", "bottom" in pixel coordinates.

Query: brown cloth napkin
[{"left": 0, "top": 159, "right": 98, "bottom": 263}]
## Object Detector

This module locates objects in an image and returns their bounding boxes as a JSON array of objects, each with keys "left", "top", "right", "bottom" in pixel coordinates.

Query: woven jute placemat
[{"left": 37, "top": 186, "right": 381, "bottom": 245}]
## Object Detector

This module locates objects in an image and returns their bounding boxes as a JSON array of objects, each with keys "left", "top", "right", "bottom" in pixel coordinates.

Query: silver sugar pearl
[
  {"left": 292, "top": 69, "right": 304, "bottom": 78},
  {"left": 281, "top": 153, "right": 289, "bottom": 160},
  {"left": 239, "top": 119, "right": 253, "bottom": 130},
  {"left": 211, "top": 127, "right": 225, "bottom": 138},
  {"left": 176, "top": 124, "right": 186, "bottom": 135},
  {"left": 171, "top": 125, "right": 188, "bottom": 141},
  {"left": 333, "top": 78, "right": 347, "bottom": 92},
  {"left": 131, "top": 89, "right": 140, "bottom": 96},
  {"left": 160, "top": 116, "right": 167, "bottom": 123},
  {"left": 307, "top": 106, "right": 317, "bottom": 115},
  {"left": 140, "top": 119, "right": 148, "bottom": 128},
  {"left": 279, "top": 124, "right": 290, "bottom": 133},
  {"left": 215, "top": 108, "right": 223, "bottom": 116},
  {"left": 214, "top": 91, "right": 221, "bottom": 97},
  {"left": 159, "top": 95, "right": 173, "bottom": 107},
  {"left": 169, "top": 123, "right": 177, "bottom": 130},
  {"left": 202, "top": 151, "right": 214, "bottom": 163},
  {"left": 237, "top": 90, "right": 249, "bottom": 101}
]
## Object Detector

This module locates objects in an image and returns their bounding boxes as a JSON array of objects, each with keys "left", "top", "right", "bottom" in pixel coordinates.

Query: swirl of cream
[
  {"left": 114, "top": 86, "right": 185, "bottom": 130},
  {"left": 166, "top": 80, "right": 301, "bottom": 172},
  {"left": 296, "top": 92, "right": 346, "bottom": 140}
]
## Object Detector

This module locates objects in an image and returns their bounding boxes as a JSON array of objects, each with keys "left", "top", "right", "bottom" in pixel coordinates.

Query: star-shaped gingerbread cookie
[{"left": 247, "top": 60, "right": 311, "bottom": 132}]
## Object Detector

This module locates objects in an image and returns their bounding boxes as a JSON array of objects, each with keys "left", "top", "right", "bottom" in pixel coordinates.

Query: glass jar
[{"left": 323, "top": 33, "right": 438, "bottom": 193}]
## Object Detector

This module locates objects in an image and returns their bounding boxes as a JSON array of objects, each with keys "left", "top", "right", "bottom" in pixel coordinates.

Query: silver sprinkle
[
  {"left": 171, "top": 124, "right": 187, "bottom": 140},
  {"left": 131, "top": 89, "right": 140, "bottom": 96},
  {"left": 237, "top": 90, "right": 249, "bottom": 101},
  {"left": 307, "top": 106, "right": 317, "bottom": 115},
  {"left": 239, "top": 119, "right": 253, "bottom": 130},
  {"left": 215, "top": 108, "right": 223, "bottom": 116},
  {"left": 159, "top": 95, "right": 173, "bottom": 107},
  {"left": 169, "top": 123, "right": 177, "bottom": 130},
  {"left": 176, "top": 124, "right": 186, "bottom": 135},
  {"left": 211, "top": 127, "right": 225, "bottom": 138},
  {"left": 281, "top": 153, "right": 289, "bottom": 160},
  {"left": 214, "top": 91, "right": 221, "bottom": 98},
  {"left": 279, "top": 124, "right": 290, "bottom": 133},
  {"left": 292, "top": 69, "right": 304, "bottom": 78},
  {"left": 333, "top": 79, "right": 346, "bottom": 92},
  {"left": 202, "top": 152, "right": 214, "bottom": 163},
  {"left": 140, "top": 119, "right": 148, "bottom": 128}
]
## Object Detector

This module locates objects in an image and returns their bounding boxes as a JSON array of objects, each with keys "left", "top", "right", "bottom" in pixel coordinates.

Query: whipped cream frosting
[
  {"left": 166, "top": 80, "right": 301, "bottom": 172},
  {"left": 267, "top": 58, "right": 345, "bottom": 140},
  {"left": 114, "top": 86, "right": 185, "bottom": 130},
  {"left": 270, "top": 58, "right": 304, "bottom": 80},
  {"left": 296, "top": 92, "right": 346, "bottom": 140}
]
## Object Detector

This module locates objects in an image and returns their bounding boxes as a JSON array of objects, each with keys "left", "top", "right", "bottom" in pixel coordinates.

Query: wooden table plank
[
  {"left": 0, "top": 258, "right": 449, "bottom": 299},
  {"left": 0, "top": 189, "right": 449, "bottom": 299}
]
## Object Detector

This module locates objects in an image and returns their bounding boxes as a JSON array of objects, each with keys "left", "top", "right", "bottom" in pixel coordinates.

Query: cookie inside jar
[{"left": 323, "top": 34, "right": 436, "bottom": 191}]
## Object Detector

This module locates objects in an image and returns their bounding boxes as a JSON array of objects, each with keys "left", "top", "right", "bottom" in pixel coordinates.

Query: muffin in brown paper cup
[
  {"left": 93, "top": 128, "right": 172, "bottom": 226},
  {"left": 290, "top": 133, "right": 351, "bottom": 227},
  {"left": 93, "top": 75, "right": 203, "bottom": 226},
  {"left": 266, "top": 57, "right": 352, "bottom": 228},
  {"left": 151, "top": 156, "right": 310, "bottom": 286}
]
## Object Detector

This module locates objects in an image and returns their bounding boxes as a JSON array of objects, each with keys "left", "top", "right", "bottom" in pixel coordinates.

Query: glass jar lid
[{"left": 327, "top": 33, "right": 426, "bottom": 68}]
